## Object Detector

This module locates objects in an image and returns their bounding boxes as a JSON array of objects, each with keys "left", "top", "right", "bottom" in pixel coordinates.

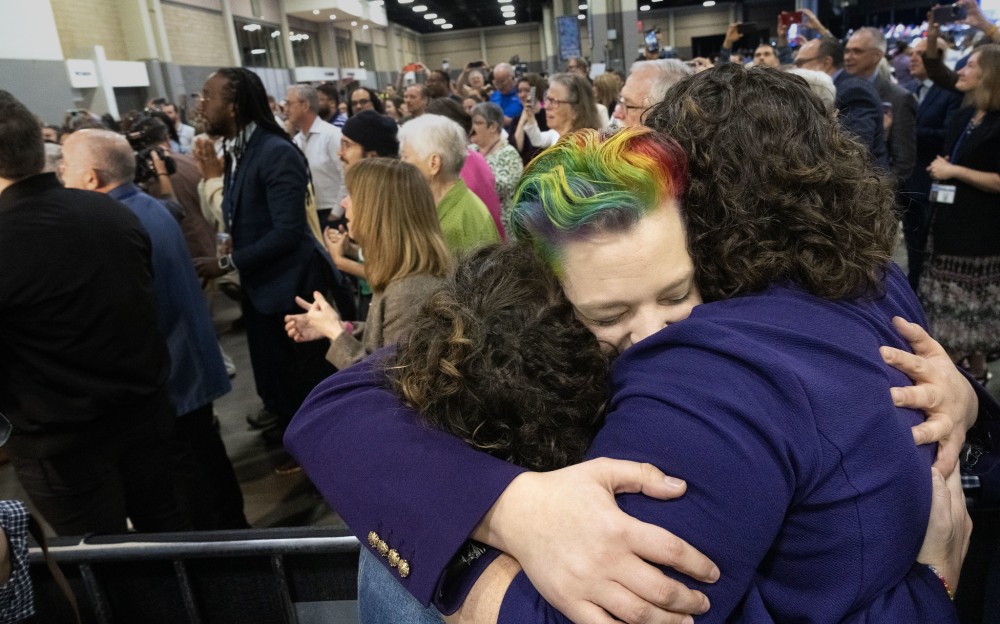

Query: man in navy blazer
[
  {"left": 194, "top": 68, "right": 356, "bottom": 443},
  {"left": 901, "top": 37, "right": 963, "bottom": 290},
  {"left": 795, "top": 37, "right": 889, "bottom": 169}
]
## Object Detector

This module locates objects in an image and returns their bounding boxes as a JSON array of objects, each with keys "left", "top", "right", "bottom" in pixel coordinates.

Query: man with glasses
[
  {"left": 287, "top": 84, "right": 345, "bottom": 224},
  {"left": 489, "top": 62, "right": 523, "bottom": 128},
  {"left": 612, "top": 59, "right": 692, "bottom": 128},
  {"left": 794, "top": 35, "right": 888, "bottom": 169},
  {"left": 845, "top": 26, "right": 917, "bottom": 184}
]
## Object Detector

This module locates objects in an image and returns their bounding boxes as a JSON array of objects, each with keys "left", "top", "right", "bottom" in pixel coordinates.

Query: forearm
[
  {"left": 333, "top": 254, "right": 366, "bottom": 278},
  {"left": 445, "top": 555, "right": 522, "bottom": 624},
  {"left": 951, "top": 167, "right": 1000, "bottom": 193},
  {"left": 326, "top": 331, "right": 366, "bottom": 370},
  {"left": 922, "top": 54, "right": 959, "bottom": 91},
  {"left": 285, "top": 355, "right": 525, "bottom": 606}
]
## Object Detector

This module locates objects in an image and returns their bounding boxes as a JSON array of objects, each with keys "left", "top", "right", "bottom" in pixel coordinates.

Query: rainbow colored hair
[{"left": 509, "top": 127, "right": 689, "bottom": 272}]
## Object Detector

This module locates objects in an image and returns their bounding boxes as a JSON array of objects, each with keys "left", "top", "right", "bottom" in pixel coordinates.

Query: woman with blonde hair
[
  {"left": 284, "top": 158, "right": 450, "bottom": 369},
  {"left": 592, "top": 72, "right": 623, "bottom": 128}
]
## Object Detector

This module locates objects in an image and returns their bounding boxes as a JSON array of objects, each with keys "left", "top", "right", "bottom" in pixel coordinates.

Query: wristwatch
[{"left": 218, "top": 254, "right": 234, "bottom": 271}]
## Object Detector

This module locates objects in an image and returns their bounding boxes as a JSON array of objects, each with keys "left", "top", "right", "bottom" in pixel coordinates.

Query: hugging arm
[
  {"left": 286, "top": 353, "right": 717, "bottom": 622},
  {"left": 881, "top": 317, "right": 995, "bottom": 476}
]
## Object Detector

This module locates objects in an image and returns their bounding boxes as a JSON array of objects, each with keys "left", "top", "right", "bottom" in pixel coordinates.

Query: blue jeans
[{"left": 358, "top": 548, "right": 445, "bottom": 624}]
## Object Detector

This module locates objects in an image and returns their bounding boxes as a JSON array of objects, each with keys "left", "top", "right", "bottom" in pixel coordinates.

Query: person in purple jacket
[{"left": 287, "top": 65, "right": 987, "bottom": 622}]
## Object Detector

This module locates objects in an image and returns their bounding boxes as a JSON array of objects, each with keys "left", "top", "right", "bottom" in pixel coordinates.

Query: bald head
[
  {"left": 909, "top": 37, "right": 949, "bottom": 81},
  {"left": 62, "top": 129, "right": 135, "bottom": 191}
]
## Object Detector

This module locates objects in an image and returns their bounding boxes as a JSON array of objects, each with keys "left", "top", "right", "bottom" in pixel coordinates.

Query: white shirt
[
  {"left": 176, "top": 123, "right": 196, "bottom": 154},
  {"left": 294, "top": 117, "right": 346, "bottom": 217}
]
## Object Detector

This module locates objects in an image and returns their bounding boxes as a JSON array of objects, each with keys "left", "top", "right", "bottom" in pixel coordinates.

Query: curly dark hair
[
  {"left": 384, "top": 244, "right": 609, "bottom": 471},
  {"left": 643, "top": 64, "right": 898, "bottom": 302}
]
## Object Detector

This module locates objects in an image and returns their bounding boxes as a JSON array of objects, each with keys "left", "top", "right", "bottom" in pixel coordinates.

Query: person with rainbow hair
[{"left": 287, "top": 65, "right": 990, "bottom": 623}]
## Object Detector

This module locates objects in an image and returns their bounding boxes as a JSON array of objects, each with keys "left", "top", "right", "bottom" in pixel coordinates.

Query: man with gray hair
[
  {"left": 845, "top": 26, "right": 917, "bottom": 183},
  {"left": 286, "top": 83, "right": 345, "bottom": 224},
  {"left": 398, "top": 114, "right": 499, "bottom": 252},
  {"left": 613, "top": 59, "right": 693, "bottom": 128},
  {"left": 61, "top": 128, "right": 247, "bottom": 530}
]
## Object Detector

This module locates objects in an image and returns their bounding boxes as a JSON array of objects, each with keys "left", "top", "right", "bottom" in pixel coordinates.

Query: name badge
[{"left": 930, "top": 183, "right": 957, "bottom": 205}]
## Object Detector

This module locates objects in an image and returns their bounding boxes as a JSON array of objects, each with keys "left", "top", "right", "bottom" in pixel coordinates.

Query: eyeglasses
[
  {"left": 793, "top": 56, "right": 821, "bottom": 67},
  {"left": 351, "top": 99, "right": 371, "bottom": 107},
  {"left": 544, "top": 96, "right": 576, "bottom": 108},
  {"left": 616, "top": 95, "right": 646, "bottom": 114}
]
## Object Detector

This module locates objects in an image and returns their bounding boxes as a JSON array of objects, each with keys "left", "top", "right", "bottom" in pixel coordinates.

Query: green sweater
[{"left": 436, "top": 179, "right": 500, "bottom": 253}]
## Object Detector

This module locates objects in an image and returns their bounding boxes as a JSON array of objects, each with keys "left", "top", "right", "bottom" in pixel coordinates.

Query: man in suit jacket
[
  {"left": 901, "top": 37, "right": 963, "bottom": 290},
  {"left": 194, "top": 68, "right": 356, "bottom": 448},
  {"left": 845, "top": 27, "right": 918, "bottom": 184},
  {"left": 795, "top": 37, "right": 889, "bottom": 169}
]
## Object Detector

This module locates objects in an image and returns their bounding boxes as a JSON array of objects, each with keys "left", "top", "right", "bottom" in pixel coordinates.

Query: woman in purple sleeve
[{"left": 287, "top": 65, "right": 983, "bottom": 623}]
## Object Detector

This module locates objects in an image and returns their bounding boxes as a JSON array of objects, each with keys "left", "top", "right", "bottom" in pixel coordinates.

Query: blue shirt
[
  {"left": 490, "top": 88, "right": 523, "bottom": 123},
  {"left": 108, "top": 184, "right": 231, "bottom": 415}
]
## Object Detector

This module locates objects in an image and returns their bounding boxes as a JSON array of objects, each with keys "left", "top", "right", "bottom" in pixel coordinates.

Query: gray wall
[{"left": 1, "top": 59, "right": 76, "bottom": 125}]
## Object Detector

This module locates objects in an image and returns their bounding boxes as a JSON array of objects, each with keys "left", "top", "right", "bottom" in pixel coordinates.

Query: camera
[{"left": 123, "top": 111, "right": 176, "bottom": 185}]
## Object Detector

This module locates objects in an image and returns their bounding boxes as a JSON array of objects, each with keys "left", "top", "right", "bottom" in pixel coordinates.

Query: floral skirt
[{"left": 918, "top": 253, "right": 1000, "bottom": 354}]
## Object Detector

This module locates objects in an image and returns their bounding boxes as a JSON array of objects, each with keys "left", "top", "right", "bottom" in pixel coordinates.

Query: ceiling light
[
  {"left": 578, "top": 14, "right": 585, "bottom": 20},
  {"left": 271, "top": 30, "right": 281, "bottom": 37},
  {"left": 499, "top": 0, "right": 512, "bottom": 3},
  {"left": 363, "top": 24, "right": 369, "bottom": 29},
  {"left": 442, "top": 23, "right": 453, "bottom": 29},
  {"left": 433, "top": 18, "right": 446, "bottom": 24},
  {"left": 251, "top": 49, "right": 266, "bottom": 54},
  {"left": 312, "top": 9, "right": 320, "bottom": 14},
  {"left": 242, "top": 23, "right": 261, "bottom": 31},
  {"left": 639, "top": 5, "right": 651, "bottom": 11},
  {"left": 329, "top": 14, "right": 336, "bottom": 19},
  {"left": 424, "top": 13, "right": 437, "bottom": 19},
  {"left": 703, "top": 0, "right": 715, "bottom": 5},
  {"left": 579, "top": 3, "right": 588, "bottom": 9},
  {"left": 505, "top": 19, "right": 516, "bottom": 25},
  {"left": 399, "top": 0, "right": 413, "bottom": 3},
  {"left": 412, "top": 4, "right": 427, "bottom": 11},
  {"left": 351, "top": 20, "right": 358, "bottom": 26},
  {"left": 503, "top": 11, "right": 515, "bottom": 16}
]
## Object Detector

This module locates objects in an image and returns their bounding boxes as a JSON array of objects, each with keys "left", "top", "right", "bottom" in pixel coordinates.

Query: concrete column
[
  {"left": 589, "top": 0, "right": 608, "bottom": 65},
  {"left": 116, "top": 0, "right": 161, "bottom": 60},
  {"left": 220, "top": 0, "right": 243, "bottom": 67},
  {"left": 621, "top": 0, "right": 641, "bottom": 73},
  {"left": 387, "top": 26, "right": 399, "bottom": 73},
  {"left": 90, "top": 45, "right": 120, "bottom": 118},
  {"left": 542, "top": 4, "right": 557, "bottom": 73},
  {"left": 278, "top": 0, "right": 295, "bottom": 68}
]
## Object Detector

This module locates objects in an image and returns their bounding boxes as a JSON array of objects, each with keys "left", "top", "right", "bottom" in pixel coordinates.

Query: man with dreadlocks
[{"left": 194, "top": 68, "right": 356, "bottom": 458}]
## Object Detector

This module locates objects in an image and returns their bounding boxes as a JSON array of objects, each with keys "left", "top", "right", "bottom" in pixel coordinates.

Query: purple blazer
[{"left": 286, "top": 265, "right": 965, "bottom": 621}]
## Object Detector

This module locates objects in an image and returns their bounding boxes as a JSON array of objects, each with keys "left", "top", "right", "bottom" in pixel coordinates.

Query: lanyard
[{"left": 950, "top": 118, "right": 978, "bottom": 163}]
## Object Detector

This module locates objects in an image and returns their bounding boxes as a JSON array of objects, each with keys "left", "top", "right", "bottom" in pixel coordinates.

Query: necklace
[{"left": 481, "top": 138, "right": 502, "bottom": 158}]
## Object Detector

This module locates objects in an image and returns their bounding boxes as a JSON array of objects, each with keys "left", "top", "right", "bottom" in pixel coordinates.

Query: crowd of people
[{"left": 1, "top": 0, "right": 999, "bottom": 620}]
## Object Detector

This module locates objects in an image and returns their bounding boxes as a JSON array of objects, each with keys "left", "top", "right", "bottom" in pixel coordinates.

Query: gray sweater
[{"left": 326, "top": 273, "right": 444, "bottom": 370}]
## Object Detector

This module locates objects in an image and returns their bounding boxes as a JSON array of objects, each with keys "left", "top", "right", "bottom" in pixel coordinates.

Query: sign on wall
[{"left": 557, "top": 15, "right": 581, "bottom": 61}]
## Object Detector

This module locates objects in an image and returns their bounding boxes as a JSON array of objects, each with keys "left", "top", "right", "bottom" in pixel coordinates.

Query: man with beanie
[{"left": 339, "top": 110, "right": 400, "bottom": 172}]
